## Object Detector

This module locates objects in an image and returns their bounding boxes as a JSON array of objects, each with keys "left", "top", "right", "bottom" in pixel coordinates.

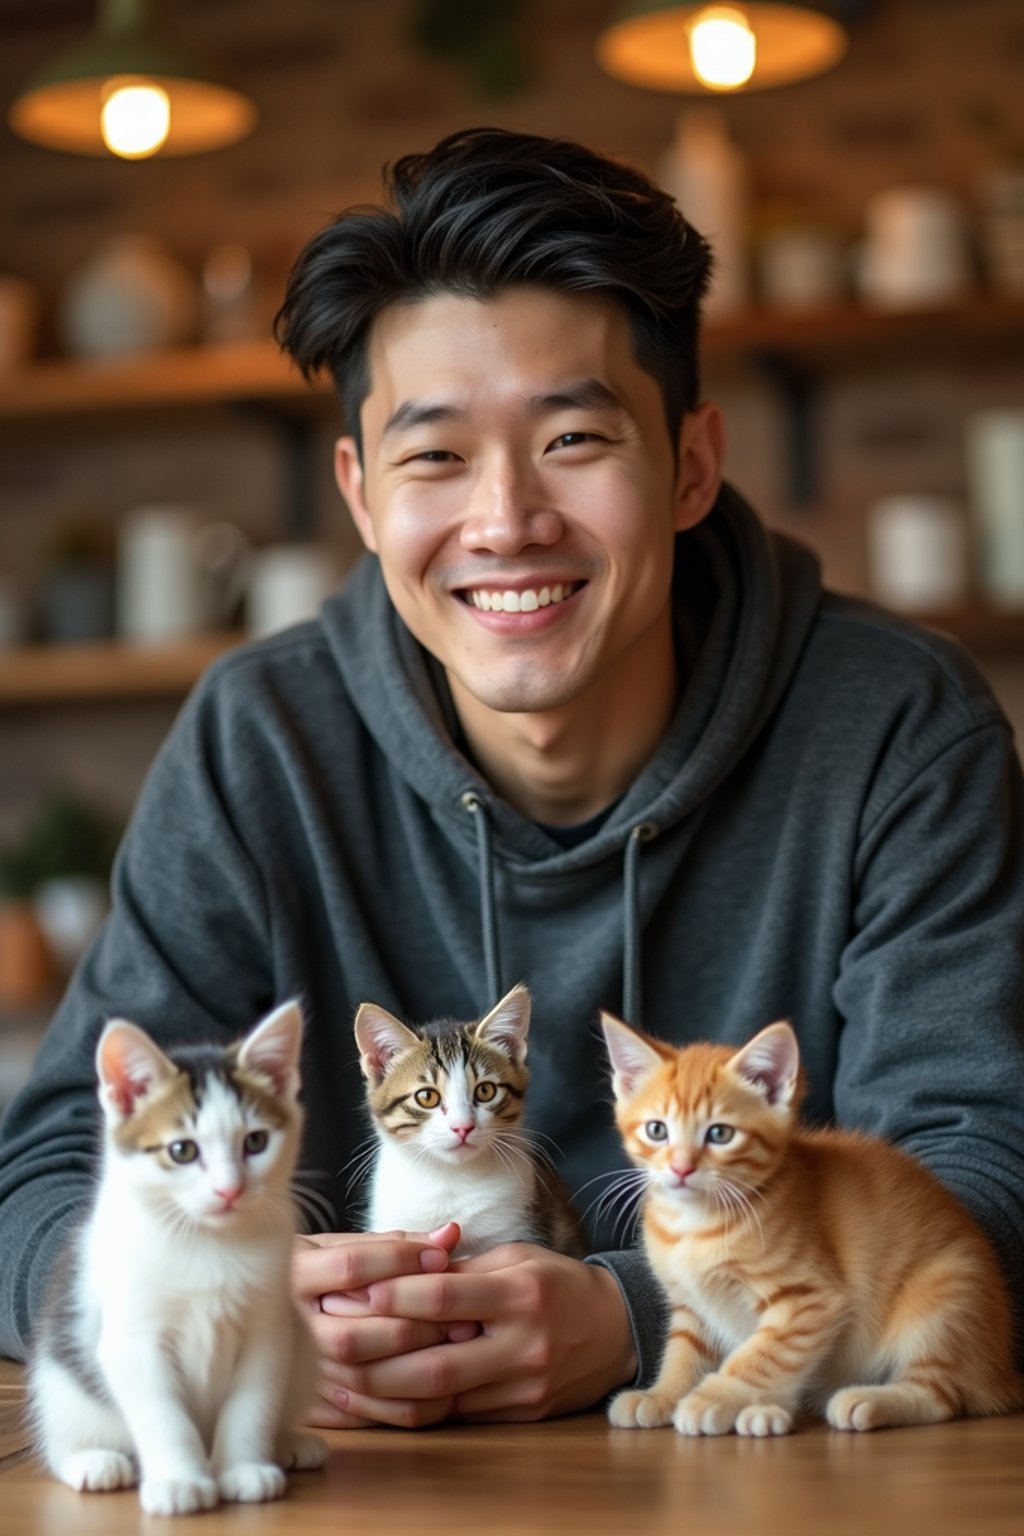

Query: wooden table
[{"left": 2, "top": 1359, "right": 1023, "bottom": 1534}]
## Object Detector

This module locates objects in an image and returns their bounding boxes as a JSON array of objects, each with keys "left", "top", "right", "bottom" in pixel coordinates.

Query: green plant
[
  {"left": 412, "top": 0, "right": 532, "bottom": 97},
  {"left": 0, "top": 794, "right": 121, "bottom": 900}
]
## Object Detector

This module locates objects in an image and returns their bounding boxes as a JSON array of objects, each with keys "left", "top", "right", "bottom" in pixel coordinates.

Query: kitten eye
[
  {"left": 474, "top": 1081, "right": 497, "bottom": 1103},
  {"left": 415, "top": 1087, "right": 441, "bottom": 1109},
  {"left": 644, "top": 1120, "right": 668, "bottom": 1142},
  {"left": 168, "top": 1139, "right": 199, "bottom": 1164},
  {"left": 243, "top": 1130, "right": 269, "bottom": 1157},
  {"left": 706, "top": 1124, "right": 735, "bottom": 1145}
]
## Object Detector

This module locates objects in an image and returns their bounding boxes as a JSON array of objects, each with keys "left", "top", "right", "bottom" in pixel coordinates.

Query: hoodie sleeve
[
  {"left": 832, "top": 713, "right": 1024, "bottom": 1345},
  {"left": 0, "top": 669, "right": 273, "bottom": 1360},
  {"left": 585, "top": 1249, "right": 669, "bottom": 1390}
]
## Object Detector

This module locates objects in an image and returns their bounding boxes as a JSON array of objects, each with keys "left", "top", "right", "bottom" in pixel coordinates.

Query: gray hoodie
[{"left": 2, "top": 484, "right": 1023, "bottom": 1380}]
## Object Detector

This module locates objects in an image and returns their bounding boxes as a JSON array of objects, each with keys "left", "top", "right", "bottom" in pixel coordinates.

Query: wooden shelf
[
  {"left": 0, "top": 340, "right": 320, "bottom": 420},
  {"left": 2, "top": 610, "right": 1022, "bottom": 709},
  {"left": 703, "top": 295, "right": 1024, "bottom": 371},
  {"left": 0, "top": 632, "right": 245, "bottom": 704},
  {"left": 0, "top": 298, "right": 1022, "bottom": 422}
]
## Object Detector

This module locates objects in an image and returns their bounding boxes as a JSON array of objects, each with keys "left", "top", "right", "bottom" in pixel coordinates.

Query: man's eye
[
  {"left": 550, "top": 432, "right": 597, "bottom": 450},
  {"left": 404, "top": 449, "right": 458, "bottom": 464}
]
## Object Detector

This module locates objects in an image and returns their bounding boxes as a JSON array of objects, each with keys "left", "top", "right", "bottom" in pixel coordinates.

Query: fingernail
[
  {"left": 419, "top": 1247, "right": 448, "bottom": 1272},
  {"left": 320, "top": 1288, "right": 370, "bottom": 1314},
  {"left": 333, "top": 1389, "right": 350, "bottom": 1410}
]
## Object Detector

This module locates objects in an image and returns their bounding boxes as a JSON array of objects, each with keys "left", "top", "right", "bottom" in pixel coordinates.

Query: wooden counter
[{"left": 2, "top": 1358, "right": 1022, "bottom": 1534}]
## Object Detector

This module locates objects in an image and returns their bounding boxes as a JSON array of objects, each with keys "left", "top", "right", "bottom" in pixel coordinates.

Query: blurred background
[{"left": 1, "top": 0, "right": 1023, "bottom": 1100}]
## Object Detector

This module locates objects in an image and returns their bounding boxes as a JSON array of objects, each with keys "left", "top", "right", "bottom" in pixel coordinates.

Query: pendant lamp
[
  {"left": 7, "top": 0, "right": 258, "bottom": 160},
  {"left": 596, "top": 3, "right": 848, "bottom": 93}
]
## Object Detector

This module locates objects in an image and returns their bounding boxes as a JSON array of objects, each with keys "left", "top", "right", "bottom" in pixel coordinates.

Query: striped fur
[
  {"left": 354, "top": 984, "right": 584, "bottom": 1258},
  {"left": 601, "top": 1013, "right": 1020, "bottom": 1437}
]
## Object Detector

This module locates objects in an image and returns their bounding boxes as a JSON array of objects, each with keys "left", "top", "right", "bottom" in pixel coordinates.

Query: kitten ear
[
  {"left": 354, "top": 1003, "right": 419, "bottom": 1085},
  {"left": 237, "top": 999, "right": 304, "bottom": 1098},
  {"left": 600, "top": 1011, "right": 667, "bottom": 1100},
  {"left": 96, "top": 1020, "right": 176, "bottom": 1122},
  {"left": 474, "top": 983, "right": 530, "bottom": 1064},
  {"left": 729, "top": 1022, "right": 800, "bottom": 1109}
]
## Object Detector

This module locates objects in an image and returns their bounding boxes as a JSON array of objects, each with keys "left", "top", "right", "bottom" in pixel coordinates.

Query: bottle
[{"left": 658, "top": 107, "right": 750, "bottom": 319}]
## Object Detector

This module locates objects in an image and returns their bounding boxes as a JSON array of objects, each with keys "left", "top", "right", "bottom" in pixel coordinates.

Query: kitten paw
[
  {"left": 58, "top": 1449, "right": 137, "bottom": 1492},
  {"left": 673, "top": 1387, "right": 739, "bottom": 1436},
  {"left": 608, "top": 1388, "right": 676, "bottom": 1429},
  {"left": 140, "top": 1474, "right": 219, "bottom": 1515},
  {"left": 736, "top": 1403, "right": 793, "bottom": 1437},
  {"left": 218, "top": 1461, "right": 287, "bottom": 1503},
  {"left": 826, "top": 1387, "right": 893, "bottom": 1432},
  {"left": 278, "top": 1431, "right": 327, "bottom": 1470}
]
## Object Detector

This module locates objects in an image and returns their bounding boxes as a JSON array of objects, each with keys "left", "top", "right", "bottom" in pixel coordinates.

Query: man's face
[{"left": 336, "top": 286, "right": 722, "bottom": 719}]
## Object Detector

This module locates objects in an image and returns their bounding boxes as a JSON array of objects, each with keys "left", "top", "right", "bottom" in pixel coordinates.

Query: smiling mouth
[{"left": 461, "top": 581, "right": 585, "bottom": 614}]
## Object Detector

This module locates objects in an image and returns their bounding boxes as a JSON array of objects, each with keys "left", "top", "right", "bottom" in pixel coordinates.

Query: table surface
[{"left": 3, "top": 1359, "right": 1023, "bottom": 1535}]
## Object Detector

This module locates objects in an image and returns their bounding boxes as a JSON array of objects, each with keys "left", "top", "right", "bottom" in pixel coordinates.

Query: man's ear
[
  {"left": 335, "top": 436, "right": 377, "bottom": 553},
  {"left": 673, "top": 401, "right": 725, "bottom": 534}
]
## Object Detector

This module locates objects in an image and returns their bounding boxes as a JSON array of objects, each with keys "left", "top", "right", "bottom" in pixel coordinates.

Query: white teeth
[{"left": 468, "top": 583, "right": 576, "bottom": 612}]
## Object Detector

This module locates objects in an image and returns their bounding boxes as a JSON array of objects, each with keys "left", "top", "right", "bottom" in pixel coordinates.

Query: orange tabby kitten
[{"left": 601, "top": 1012, "right": 1020, "bottom": 1437}]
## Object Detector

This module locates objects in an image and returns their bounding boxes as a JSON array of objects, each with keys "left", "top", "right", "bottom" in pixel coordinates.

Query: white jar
[
  {"left": 966, "top": 411, "right": 1024, "bottom": 608},
  {"left": 59, "top": 234, "right": 198, "bottom": 359},
  {"left": 867, "top": 494, "right": 969, "bottom": 611},
  {"left": 658, "top": 107, "right": 750, "bottom": 319}
]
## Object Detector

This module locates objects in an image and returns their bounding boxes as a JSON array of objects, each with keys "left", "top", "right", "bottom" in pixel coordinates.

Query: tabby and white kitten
[
  {"left": 601, "top": 1012, "right": 1020, "bottom": 1438},
  {"left": 354, "top": 984, "right": 584, "bottom": 1258},
  {"left": 29, "top": 1002, "right": 325, "bottom": 1516}
]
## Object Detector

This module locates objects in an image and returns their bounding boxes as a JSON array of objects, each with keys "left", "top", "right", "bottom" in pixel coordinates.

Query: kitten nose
[
  {"left": 670, "top": 1163, "right": 695, "bottom": 1184},
  {"left": 450, "top": 1123, "right": 474, "bottom": 1143},
  {"left": 214, "top": 1184, "right": 243, "bottom": 1207}
]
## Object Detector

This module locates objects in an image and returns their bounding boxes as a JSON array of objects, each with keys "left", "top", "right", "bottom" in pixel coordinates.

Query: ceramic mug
[
  {"left": 966, "top": 410, "right": 1024, "bottom": 608},
  {"left": 859, "top": 188, "right": 972, "bottom": 310},
  {"left": 117, "top": 506, "right": 250, "bottom": 641},
  {"left": 867, "top": 494, "right": 969, "bottom": 611},
  {"left": 245, "top": 545, "right": 340, "bottom": 637}
]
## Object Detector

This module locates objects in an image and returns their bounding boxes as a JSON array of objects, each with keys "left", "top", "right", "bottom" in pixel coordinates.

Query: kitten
[
  {"left": 601, "top": 1011, "right": 1021, "bottom": 1437},
  {"left": 354, "top": 983, "right": 584, "bottom": 1259},
  {"left": 28, "top": 1001, "right": 325, "bottom": 1516}
]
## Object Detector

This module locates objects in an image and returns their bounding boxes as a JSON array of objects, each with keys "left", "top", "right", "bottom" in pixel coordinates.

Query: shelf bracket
[
  {"left": 232, "top": 402, "right": 321, "bottom": 541},
  {"left": 751, "top": 349, "right": 818, "bottom": 512}
]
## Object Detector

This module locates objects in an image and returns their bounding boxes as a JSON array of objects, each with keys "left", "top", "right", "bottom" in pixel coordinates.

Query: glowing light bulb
[
  {"left": 100, "top": 81, "right": 171, "bottom": 159},
  {"left": 689, "top": 7, "right": 757, "bottom": 90}
]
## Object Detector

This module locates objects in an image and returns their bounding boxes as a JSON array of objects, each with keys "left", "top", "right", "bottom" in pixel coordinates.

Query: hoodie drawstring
[
  {"left": 461, "top": 792, "right": 503, "bottom": 1003},
  {"left": 622, "top": 821, "right": 658, "bottom": 1028},
  {"left": 461, "top": 791, "right": 659, "bottom": 1026}
]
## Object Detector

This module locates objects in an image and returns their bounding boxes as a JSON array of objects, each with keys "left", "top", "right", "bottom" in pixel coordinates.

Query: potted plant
[
  {"left": 0, "top": 794, "right": 121, "bottom": 1002},
  {"left": 0, "top": 837, "right": 53, "bottom": 1010}
]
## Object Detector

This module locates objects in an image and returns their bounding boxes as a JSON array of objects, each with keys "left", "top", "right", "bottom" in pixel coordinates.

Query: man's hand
[
  {"left": 321, "top": 1242, "right": 637, "bottom": 1428},
  {"left": 293, "top": 1222, "right": 477, "bottom": 1428}
]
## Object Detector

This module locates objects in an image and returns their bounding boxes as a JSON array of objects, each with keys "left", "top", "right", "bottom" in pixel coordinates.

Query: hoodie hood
[{"left": 323, "top": 480, "right": 822, "bottom": 870}]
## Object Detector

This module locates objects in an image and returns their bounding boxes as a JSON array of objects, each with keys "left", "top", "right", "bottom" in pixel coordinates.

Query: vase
[{"left": 59, "top": 234, "right": 198, "bottom": 360}]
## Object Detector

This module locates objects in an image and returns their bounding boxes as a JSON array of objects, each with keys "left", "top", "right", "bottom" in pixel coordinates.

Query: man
[{"left": 2, "top": 127, "right": 1023, "bottom": 1431}]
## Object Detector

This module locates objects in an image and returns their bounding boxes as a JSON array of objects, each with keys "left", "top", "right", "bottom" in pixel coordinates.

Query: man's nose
[{"left": 459, "top": 458, "right": 563, "bottom": 555}]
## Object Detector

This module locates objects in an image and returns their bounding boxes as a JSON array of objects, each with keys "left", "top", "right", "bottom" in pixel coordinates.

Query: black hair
[{"left": 274, "top": 126, "right": 713, "bottom": 458}]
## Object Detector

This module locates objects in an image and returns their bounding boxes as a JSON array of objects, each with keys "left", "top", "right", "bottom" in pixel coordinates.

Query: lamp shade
[
  {"left": 8, "top": 0, "right": 257, "bottom": 157},
  {"left": 596, "top": 2, "right": 848, "bottom": 92}
]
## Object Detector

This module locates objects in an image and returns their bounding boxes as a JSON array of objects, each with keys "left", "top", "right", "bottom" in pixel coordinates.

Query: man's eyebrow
[
  {"left": 526, "top": 380, "right": 625, "bottom": 415},
  {"left": 381, "top": 400, "right": 468, "bottom": 440},
  {"left": 381, "top": 380, "right": 626, "bottom": 441}
]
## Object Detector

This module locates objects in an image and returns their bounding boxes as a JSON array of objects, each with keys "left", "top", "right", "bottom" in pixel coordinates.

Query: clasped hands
[{"left": 293, "top": 1222, "right": 635, "bottom": 1428}]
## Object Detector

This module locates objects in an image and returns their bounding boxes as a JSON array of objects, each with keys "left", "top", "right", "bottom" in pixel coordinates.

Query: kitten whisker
[{"left": 578, "top": 1168, "right": 649, "bottom": 1247}]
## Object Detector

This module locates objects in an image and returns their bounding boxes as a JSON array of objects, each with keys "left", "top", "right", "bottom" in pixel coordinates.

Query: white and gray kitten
[
  {"left": 354, "top": 983, "right": 584, "bottom": 1259},
  {"left": 28, "top": 1001, "right": 325, "bottom": 1517}
]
